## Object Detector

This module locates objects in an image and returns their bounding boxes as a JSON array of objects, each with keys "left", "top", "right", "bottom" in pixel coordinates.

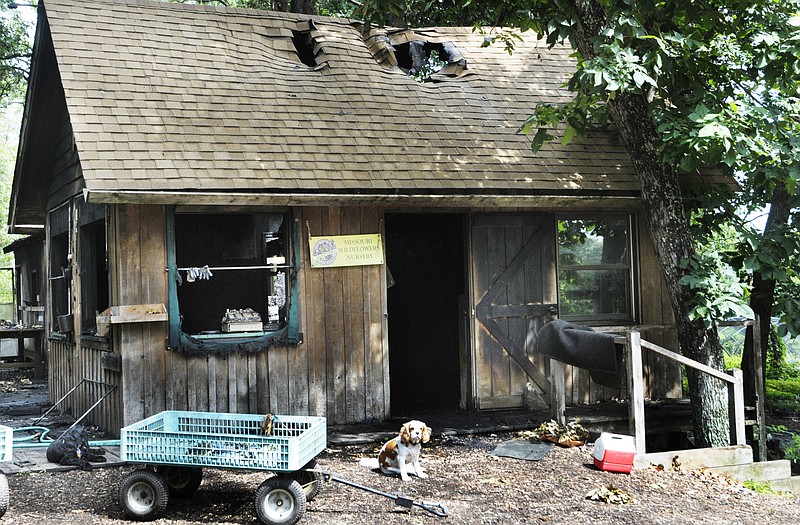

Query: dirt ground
[{"left": 2, "top": 371, "right": 800, "bottom": 524}]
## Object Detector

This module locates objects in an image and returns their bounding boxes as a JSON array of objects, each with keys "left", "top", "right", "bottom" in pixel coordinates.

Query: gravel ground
[
  {"left": 2, "top": 370, "right": 800, "bottom": 524},
  {"left": 3, "top": 433, "right": 800, "bottom": 525}
]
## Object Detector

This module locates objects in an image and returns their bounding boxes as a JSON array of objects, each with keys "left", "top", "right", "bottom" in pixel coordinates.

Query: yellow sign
[{"left": 309, "top": 234, "right": 384, "bottom": 268}]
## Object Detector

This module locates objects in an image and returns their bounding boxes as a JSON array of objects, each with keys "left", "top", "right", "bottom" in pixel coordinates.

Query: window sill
[{"left": 191, "top": 329, "right": 284, "bottom": 341}]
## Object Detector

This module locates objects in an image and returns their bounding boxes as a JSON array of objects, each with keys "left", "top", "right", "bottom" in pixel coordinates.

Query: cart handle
[{"left": 315, "top": 470, "right": 449, "bottom": 518}]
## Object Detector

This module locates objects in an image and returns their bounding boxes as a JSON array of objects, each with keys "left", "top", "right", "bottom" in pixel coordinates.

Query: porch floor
[{"left": 327, "top": 398, "right": 694, "bottom": 446}]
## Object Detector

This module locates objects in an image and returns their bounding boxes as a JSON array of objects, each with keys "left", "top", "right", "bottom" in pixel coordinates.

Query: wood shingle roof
[{"left": 20, "top": 0, "right": 643, "bottom": 215}]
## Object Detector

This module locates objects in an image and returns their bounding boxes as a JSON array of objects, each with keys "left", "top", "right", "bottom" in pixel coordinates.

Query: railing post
[
  {"left": 727, "top": 368, "right": 746, "bottom": 445},
  {"left": 752, "top": 314, "right": 767, "bottom": 461},
  {"left": 550, "top": 358, "right": 566, "bottom": 425},
  {"left": 626, "top": 330, "right": 646, "bottom": 454}
]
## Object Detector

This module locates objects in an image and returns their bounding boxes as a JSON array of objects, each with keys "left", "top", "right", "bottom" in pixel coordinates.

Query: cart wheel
[
  {"left": 119, "top": 469, "right": 169, "bottom": 521},
  {"left": 0, "top": 472, "right": 9, "bottom": 518},
  {"left": 156, "top": 466, "right": 203, "bottom": 497},
  {"left": 291, "top": 460, "right": 322, "bottom": 502},
  {"left": 254, "top": 476, "right": 306, "bottom": 525}
]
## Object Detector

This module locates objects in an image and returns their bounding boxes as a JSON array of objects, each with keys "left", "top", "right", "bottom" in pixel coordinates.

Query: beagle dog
[{"left": 378, "top": 420, "right": 432, "bottom": 481}]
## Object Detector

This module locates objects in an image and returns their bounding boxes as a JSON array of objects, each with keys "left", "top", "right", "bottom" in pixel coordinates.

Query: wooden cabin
[{"left": 7, "top": 0, "right": 727, "bottom": 436}]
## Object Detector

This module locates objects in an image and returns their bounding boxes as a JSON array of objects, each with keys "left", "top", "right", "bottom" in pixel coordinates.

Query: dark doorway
[{"left": 385, "top": 213, "right": 465, "bottom": 413}]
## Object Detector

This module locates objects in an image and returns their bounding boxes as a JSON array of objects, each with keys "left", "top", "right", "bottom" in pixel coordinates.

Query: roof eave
[{"left": 83, "top": 188, "right": 642, "bottom": 210}]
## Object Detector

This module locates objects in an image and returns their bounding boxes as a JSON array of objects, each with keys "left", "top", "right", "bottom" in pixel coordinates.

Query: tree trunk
[
  {"left": 569, "top": 0, "right": 730, "bottom": 447},
  {"left": 742, "top": 183, "right": 791, "bottom": 404},
  {"left": 290, "top": 0, "right": 316, "bottom": 14},
  {"left": 272, "top": 0, "right": 315, "bottom": 14}
]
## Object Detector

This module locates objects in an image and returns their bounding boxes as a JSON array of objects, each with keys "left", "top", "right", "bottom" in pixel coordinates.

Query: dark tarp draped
[{"left": 536, "top": 319, "right": 622, "bottom": 388}]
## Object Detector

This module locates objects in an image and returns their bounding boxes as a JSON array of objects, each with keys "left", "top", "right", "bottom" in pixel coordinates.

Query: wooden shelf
[{"left": 96, "top": 304, "right": 168, "bottom": 325}]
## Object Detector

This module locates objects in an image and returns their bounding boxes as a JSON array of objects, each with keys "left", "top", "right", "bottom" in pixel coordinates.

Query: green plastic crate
[
  {"left": 0, "top": 425, "right": 11, "bottom": 462},
  {"left": 120, "top": 411, "right": 326, "bottom": 472}
]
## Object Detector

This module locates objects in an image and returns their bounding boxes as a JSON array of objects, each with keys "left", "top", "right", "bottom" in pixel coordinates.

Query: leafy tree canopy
[
  {"left": 0, "top": 3, "right": 32, "bottom": 105},
  {"left": 356, "top": 0, "right": 800, "bottom": 337}
]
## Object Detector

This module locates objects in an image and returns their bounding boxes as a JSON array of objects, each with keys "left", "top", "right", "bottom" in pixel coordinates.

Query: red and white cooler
[{"left": 593, "top": 432, "right": 636, "bottom": 473}]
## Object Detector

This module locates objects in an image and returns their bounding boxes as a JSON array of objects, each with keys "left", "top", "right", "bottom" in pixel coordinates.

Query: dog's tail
[{"left": 358, "top": 457, "right": 379, "bottom": 469}]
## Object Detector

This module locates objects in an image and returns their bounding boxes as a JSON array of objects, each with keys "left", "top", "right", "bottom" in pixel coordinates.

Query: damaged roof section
[
  {"left": 246, "top": 18, "right": 328, "bottom": 69},
  {"left": 291, "top": 19, "right": 328, "bottom": 69},
  {"left": 362, "top": 27, "right": 471, "bottom": 81},
  {"left": 10, "top": 0, "right": 664, "bottom": 220}
]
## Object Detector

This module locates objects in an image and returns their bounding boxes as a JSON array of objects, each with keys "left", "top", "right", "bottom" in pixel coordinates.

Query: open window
[
  {"left": 557, "top": 215, "right": 637, "bottom": 324},
  {"left": 48, "top": 203, "right": 71, "bottom": 335},
  {"left": 78, "top": 203, "right": 109, "bottom": 335},
  {"left": 168, "top": 209, "right": 300, "bottom": 354}
]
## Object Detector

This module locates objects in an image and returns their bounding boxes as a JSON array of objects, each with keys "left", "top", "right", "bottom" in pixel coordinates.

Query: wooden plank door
[{"left": 471, "top": 213, "right": 557, "bottom": 410}]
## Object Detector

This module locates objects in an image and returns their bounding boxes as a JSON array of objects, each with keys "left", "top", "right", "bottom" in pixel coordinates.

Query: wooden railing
[
  {"left": 549, "top": 325, "right": 752, "bottom": 455},
  {"left": 622, "top": 331, "right": 745, "bottom": 453}
]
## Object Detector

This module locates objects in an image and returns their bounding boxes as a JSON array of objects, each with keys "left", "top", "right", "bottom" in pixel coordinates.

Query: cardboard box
[
  {"left": 222, "top": 321, "right": 263, "bottom": 333},
  {"left": 593, "top": 432, "right": 635, "bottom": 473}
]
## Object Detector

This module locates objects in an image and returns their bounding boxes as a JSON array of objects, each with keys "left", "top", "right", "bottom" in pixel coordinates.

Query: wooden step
[
  {"left": 634, "top": 445, "right": 753, "bottom": 470},
  {"left": 708, "top": 460, "right": 791, "bottom": 482},
  {"left": 768, "top": 476, "right": 800, "bottom": 493}
]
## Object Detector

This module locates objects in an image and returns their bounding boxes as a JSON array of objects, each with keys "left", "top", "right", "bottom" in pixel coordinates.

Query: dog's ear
[
  {"left": 422, "top": 425, "right": 432, "bottom": 444},
  {"left": 399, "top": 422, "right": 411, "bottom": 444}
]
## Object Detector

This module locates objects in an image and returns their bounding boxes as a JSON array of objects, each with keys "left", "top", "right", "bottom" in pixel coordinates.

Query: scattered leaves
[
  {"left": 585, "top": 484, "right": 633, "bottom": 504},
  {"left": 479, "top": 477, "right": 511, "bottom": 485},
  {"left": 523, "top": 420, "right": 590, "bottom": 447}
]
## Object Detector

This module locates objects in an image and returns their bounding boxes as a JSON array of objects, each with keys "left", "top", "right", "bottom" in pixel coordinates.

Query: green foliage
[
  {"left": 767, "top": 425, "right": 800, "bottom": 463},
  {"left": 723, "top": 352, "right": 741, "bottom": 371},
  {"left": 678, "top": 252, "right": 753, "bottom": 329},
  {"left": 743, "top": 479, "right": 779, "bottom": 495},
  {"left": 0, "top": 6, "right": 31, "bottom": 105},
  {"left": 766, "top": 378, "right": 800, "bottom": 398},
  {"left": 353, "top": 0, "right": 496, "bottom": 28},
  {"left": 766, "top": 377, "right": 800, "bottom": 412},
  {"left": 410, "top": 49, "right": 447, "bottom": 82}
]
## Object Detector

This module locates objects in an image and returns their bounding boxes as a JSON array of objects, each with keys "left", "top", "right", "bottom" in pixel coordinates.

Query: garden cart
[
  {"left": 0, "top": 425, "right": 11, "bottom": 518},
  {"left": 118, "top": 411, "right": 326, "bottom": 525}
]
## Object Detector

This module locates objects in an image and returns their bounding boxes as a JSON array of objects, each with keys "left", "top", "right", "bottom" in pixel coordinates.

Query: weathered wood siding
[
  {"left": 109, "top": 204, "right": 170, "bottom": 428},
  {"left": 56, "top": 202, "right": 674, "bottom": 437},
  {"left": 301, "top": 206, "right": 389, "bottom": 424},
  {"left": 47, "top": 337, "right": 122, "bottom": 433},
  {"left": 104, "top": 204, "right": 388, "bottom": 435},
  {"left": 636, "top": 210, "right": 682, "bottom": 399}
]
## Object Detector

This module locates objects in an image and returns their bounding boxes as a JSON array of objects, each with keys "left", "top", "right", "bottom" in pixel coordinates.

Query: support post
[
  {"left": 549, "top": 358, "right": 566, "bottom": 425},
  {"left": 626, "top": 330, "right": 646, "bottom": 454},
  {"left": 752, "top": 315, "right": 767, "bottom": 461},
  {"left": 727, "top": 368, "right": 746, "bottom": 445}
]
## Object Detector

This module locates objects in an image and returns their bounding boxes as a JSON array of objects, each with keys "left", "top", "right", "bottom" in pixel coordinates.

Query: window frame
[
  {"left": 166, "top": 206, "right": 301, "bottom": 352},
  {"left": 48, "top": 202, "right": 72, "bottom": 336},
  {"left": 555, "top": 213, "right": 639, "bottom": 325},
  {"left": 78, "top": 206, "right": 109, "bottom": 336}
]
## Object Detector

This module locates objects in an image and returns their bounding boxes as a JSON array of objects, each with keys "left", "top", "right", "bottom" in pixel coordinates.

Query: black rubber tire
[
  {"left": 156, "top": 466, "right": 203, "bottom": 497},
  {"left": 0, "top": 472, "right": 9, "bottom": 518},
  {"left": 254, "top": 476, "right": 307, "bottom": 525},
  {"left": 291, "top": 460, "right": 322, "bottom": 502},
  {"left": 119, "top": 469, "right": 170, "bottom": 521}
]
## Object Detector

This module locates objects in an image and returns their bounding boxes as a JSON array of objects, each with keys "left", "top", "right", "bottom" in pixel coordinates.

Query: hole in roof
[
  {"left": 393, "top": 41, "right": 462, "bottom": 82},
  {"left": 292, "top": 29, "right": 317, "bottom": 67}
]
